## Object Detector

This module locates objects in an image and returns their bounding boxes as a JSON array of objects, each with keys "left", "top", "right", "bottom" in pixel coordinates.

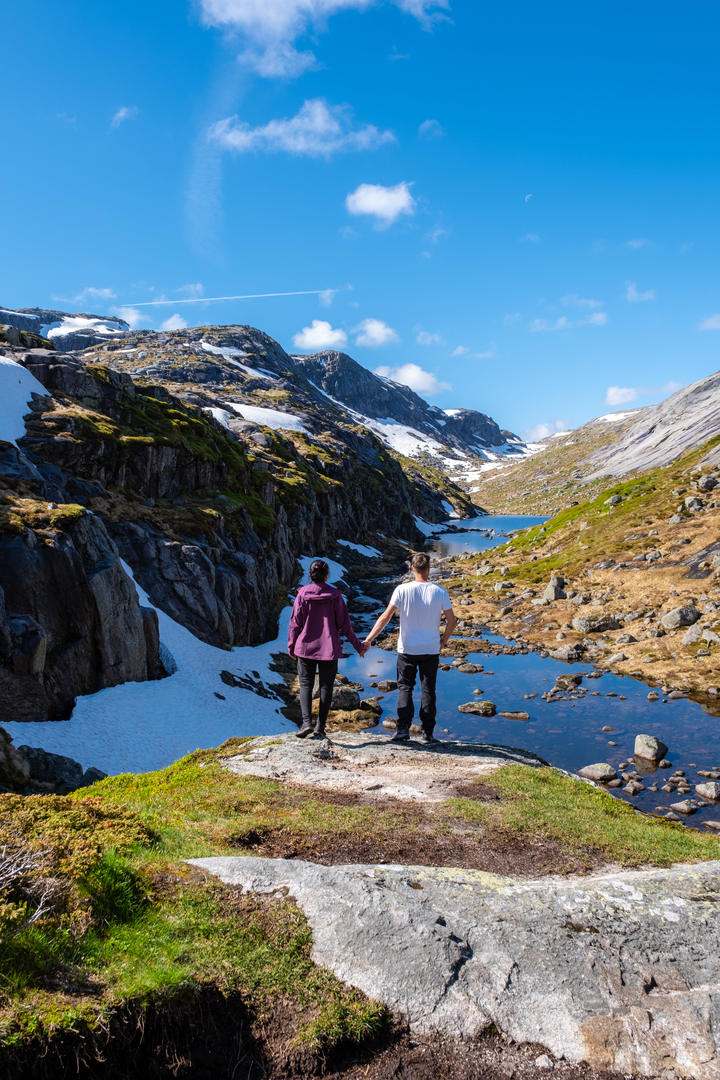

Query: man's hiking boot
[
  {"left": 390, "top": 727, "right": 410, "bottom": 742},
  {"left": 419, "top": 729, "right": 435, "bottom": 745},
  {"left": 312, "top": 725, "right": 326, "bottom": 738},
  {"left": 296, "top": 720, "right": 313, "bottom": 738}
]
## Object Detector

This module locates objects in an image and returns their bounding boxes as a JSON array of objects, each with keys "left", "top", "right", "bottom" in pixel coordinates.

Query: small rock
[
  {"left": 682, "top": 624, "right": 703, "bottom": 645},
  {"left": 703, "top": 821, "right": 720, "bottom": 831},
  {"left": 535, "top": 1055, "right": 555, "bottom": 1070},
  {"left": 668, "top": 690, "right": 687, "bottom": 700},
  {"left": 607, "top": 778, "right": 623, "bottom": 787},
  {"left": 532, "top": 597, "right": 550, "bottom": 606},
  {"left": 376, "top": 680, "right": 398, "bottom": 692},
  {"left": 607, "top": 652, "right": 627, "bottom": 664},
  {"left": 624, "top": 780, "right": 645, "bottom": 794},
  {"left": 659, "top": 759, "right": 673, "bottom": 768},
  {"left": 602, "top": 725, "right": 614, "bottom": 732},
  {"left": 635, "top": 734, "right": 668, "bottom": 761},
  {"left": 604, "top": 494, "right": 622, "bottom": 506},
  {"left": 684, "top": 496, "right": 704, "bottom": 512},
  {"left": 498, "top": 710, "right": 530, "bottom": 721},
  {"left": 695, "top": 782, "right": 720, "bottom": 801},
  {"left": 647, "top": 692, "right": 660, "bottom": 701},
  {"left": 572, "top": 614, "right": 621, "bottom": 634},
  {"left": 382, "top": 719, "right": 397, "bottom": 730},
  {"left": 616, "top": 633, "right": 637, "bottom": 643},
  {"left": 543, "top": 584, "right": 566, "bottom": 601},
  {"left": 670, "top": 800, "right": 696, "bottom": 814},
  {"left": 660, "top": 605, "right": 700, "bottom": 630},
  {"left": 458, "top": 701, "right": 496, "bottom": 716},
  {"left": 409, "top": 724, "right": 423, "bottom": 735},
  {"left": 578, "top": 763, "right": 618, "bottom": 782}
]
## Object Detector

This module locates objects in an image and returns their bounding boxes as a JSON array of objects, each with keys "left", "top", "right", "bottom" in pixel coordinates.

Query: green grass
[{"left": 446, "top": 765, "right": 720, "bottom": 866}]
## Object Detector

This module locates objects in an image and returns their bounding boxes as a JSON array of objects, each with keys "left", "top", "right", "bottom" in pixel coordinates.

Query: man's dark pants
[{"left": 396, "top": 652, "right": 439, "bottom": 733}]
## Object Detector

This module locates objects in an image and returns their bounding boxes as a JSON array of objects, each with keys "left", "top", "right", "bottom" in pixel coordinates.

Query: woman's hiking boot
[
  {"left": 296, "top": 720, "right": 314, "bottom": 738},
  {"left": 312, "top": 723, "right": 326, "bottom": 738}
]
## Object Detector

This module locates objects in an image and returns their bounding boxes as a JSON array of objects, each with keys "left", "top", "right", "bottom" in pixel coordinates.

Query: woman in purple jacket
[{"left": 288, "top": 559, "right": 366, "bottom": 738}]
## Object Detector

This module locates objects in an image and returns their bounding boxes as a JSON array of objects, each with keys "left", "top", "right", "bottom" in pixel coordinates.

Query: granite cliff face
[{"left": 0, "top": 317, "right": 482, "bottom": 720}]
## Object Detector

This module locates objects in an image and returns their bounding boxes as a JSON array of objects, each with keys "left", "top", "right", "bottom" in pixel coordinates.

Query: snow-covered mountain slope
[
  {"left": 0, "top": 305, "right": 130, "bottom": 350},
  {"left": 0, "top": 306, "right": 531, "bottom": 475}
]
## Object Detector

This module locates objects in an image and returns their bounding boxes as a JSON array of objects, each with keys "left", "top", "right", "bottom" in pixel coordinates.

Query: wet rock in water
[
  {"left": 330, "top": 687, "right": 362, "bottom": 711},
  {"left": 704, "top": 821, "right": 720, "bottom": 831},
  {"left": 376, "top": 680, "right": 398, "bottom": 692},
  {"left": 647, "top": 691, "right": 660, "bottom": 701},
  {"left": 382, "top": 718, "right": 397, "bottom": 730},
  {"left": 668, "top": 690, "right": 687, "bottom": 700},
  {"left": 556, "top": 673, "right": 582, "bottom": 689},
  {"left": 458, "top": 701, "right": 496, "bottom": 717},
  {"left": 360, "top": 698, "right": 383, "bottom": 715},
  {"left": 409, "top": 724, "right": 423, "bottom": 735},
  {"left": 572, "top": 614, "right": 621, "bottom": 634},
  {"left": 659, "top": 759, "right": 673, "bottom": 768},
  {"left": 670, "top": 800, "right": 696, "bottom": 814},
  {"left": 498, "top": 710, "right": 530, "bottom": 721},
  {"left": 634, "top": 734, "right": 668, "bottom": 761},
  {"left": 624, "top": 780, "right": 645, "bottom": 795},
  {"left": 607, "top": 778, "right": 623, "bottom": 788},
  {"left": 607, "top": 652, "right": 627, "bottom": 664},
  {"left": 549, "top": 644, "right": 585, "bottom": 662},
  {"left": 696, "top": 782, "right": 720, "bottom": 801},
  {"left": 578, "top": 763, "right": 618, "bottom": 782},
  {"left": 660, "top": 605, "right": 700, "bottom": 630}
]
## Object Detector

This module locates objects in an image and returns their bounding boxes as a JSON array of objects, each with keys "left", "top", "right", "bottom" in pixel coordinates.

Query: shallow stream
[{"left": 341, "top": 515, "right": 720, "bottom": 831}]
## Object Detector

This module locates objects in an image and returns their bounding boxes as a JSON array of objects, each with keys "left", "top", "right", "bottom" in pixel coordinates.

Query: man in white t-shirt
[{"left": 363, "top": 552, "right": 456, "bottom": 744}]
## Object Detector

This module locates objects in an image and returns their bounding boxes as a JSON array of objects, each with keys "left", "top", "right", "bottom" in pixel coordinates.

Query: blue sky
[{"left": 3, "top": 0, "right": 720, "bottom": 439}]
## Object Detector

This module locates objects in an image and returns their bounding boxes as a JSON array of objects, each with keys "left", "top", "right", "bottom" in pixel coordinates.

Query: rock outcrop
[{"left": 195, "top": 853, "right": 720, "bottom": 1080}]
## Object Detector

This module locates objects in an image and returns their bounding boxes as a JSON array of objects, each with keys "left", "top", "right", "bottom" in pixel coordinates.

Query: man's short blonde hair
[{"left": 411, "top": 552, "right": 430, "bottom": 573}]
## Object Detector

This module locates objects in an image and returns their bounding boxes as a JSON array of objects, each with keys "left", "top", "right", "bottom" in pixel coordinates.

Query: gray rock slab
[
  {"left": 192, "top": 854, "right": 720, "bottom": 1079},
  {"left": 223, "top": 731, "right": 543, "bottom": 803}
]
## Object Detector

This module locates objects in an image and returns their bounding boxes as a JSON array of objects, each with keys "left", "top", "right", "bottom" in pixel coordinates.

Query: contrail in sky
[{"left": 132, "top": 290, "right": 327, "bottom": 307}]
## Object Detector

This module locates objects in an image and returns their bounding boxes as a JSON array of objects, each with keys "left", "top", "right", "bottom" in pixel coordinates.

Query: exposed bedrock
[
  {"left": 0, "top": 513, "right": 153, "bottom": 721},
  {"left": 194, "top": 854, "right": 720, "bottom": 1080}
]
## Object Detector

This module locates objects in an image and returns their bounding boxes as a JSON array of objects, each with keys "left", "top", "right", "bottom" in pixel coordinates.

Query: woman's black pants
[{"left": 297, "top": 657, "right": 338, "bottom": 729}]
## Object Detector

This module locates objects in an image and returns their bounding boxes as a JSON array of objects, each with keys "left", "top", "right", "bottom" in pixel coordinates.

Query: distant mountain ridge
[{"left": 0, "top": 304, "right": 528, "bottom": 471}]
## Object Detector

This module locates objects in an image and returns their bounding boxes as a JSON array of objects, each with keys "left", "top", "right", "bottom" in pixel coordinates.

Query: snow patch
[
  {"left": 595, "top": 410, "right": 641, "bottom": 423},
  {"left": 1, "top": 562, "right": 294, "bottom": 775},
  {"left": 298, "top": 555, "right": 347, "bottom": 584},
  {"left": 225, "top": 403, "right": 309, "bottom": 433},
  {"left": 0, "top": 358, "right": 50, "bottom": 446},
  {"left": 201, "top": 341, "right": 277, "bottom": 381},
  {"left": 441, "top": 500, "right": 460, "bottom": 519},
  {"left": 45, "top": 316, "right": 129, "bottom": 340}
]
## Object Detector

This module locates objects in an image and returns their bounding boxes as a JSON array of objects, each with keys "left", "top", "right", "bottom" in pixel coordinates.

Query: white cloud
[
  {"left": 699, "top": 314, "right": 720, "bottom": 330},
  {"left": 177, "top": 282, "right": 204, "bottom": 298},
  {"left": 521, "top": 233, "right": 540, "bottom": 243},
  {"left": 160, "top": 314, "right": 188, "bottom": 331},
  {"left": 293, "top": 319, "right": 348, "bottom": 350},
  {"left": 503, "top": 312, "right": 523, "bottom": 326},
  {"left": 418, "top": 118, "right": 444, "bottom": 138},
  {"left": 354, "top": 318, "right": 400, "bottom": 347},
  {"left": 605, "top": 386, "right": 638, "bottom": 406},
  {"left": 209, "top": 99, "right": 394, "bottom": 158},
  {"left": 625, "top": 238, "right": 648, "bottom": 248},
  {"left": 60, "top": 286, "right": 116, "bottom": 305},
  {"left": 198, "top": 0, "right": 450, "bottom": 79},
  {"left": 57, "top": 112, "right": 77, "bottom": 126},
  {"left": 319, "top": 289, "right": 337, "bottom": 306},
  {"left": 425, "top": 223, "right": 447, "bottom": 243},
  {"left": 659, "top": 380, "right": 683, "bottom": 394},
  {"left": 561, "top": 293, "right": 603, "bottom": 309},
  {"left": 451, "top": 345, "right": 470, "bottom": 356},
  {"left": 111, "top": 106, "right": 139, "bottom": 129},
  {"left": 530, "top": 311, "right": 607, "bottom": 332},
  {"left": 111, "top": 306, "right": 144, "bottom": 328},
  {"left": 416, "top": 330, "right": 444, "bottom": 345},
  {"left": 625, "top": 281, "right": 654, "bottom": 302},
  {"left": 374, "top": 362, "right": 450, "bottom": 395},
  {"left": 450, "top": 344, "right": 495, "bottom": 358},
  {"left": 388, "top": 47, "right": 411, "bottom": 60},
  {"left": 345, "top": 181, "right": 415, "bottom": 228},
  {"left": 521, "top": 419, "right": 569, "bottom": 442}
]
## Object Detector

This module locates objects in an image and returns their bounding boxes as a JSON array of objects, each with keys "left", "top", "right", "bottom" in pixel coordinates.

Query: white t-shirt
[{"left": 389, "top": 581, "right": 453, "bottom": 655}]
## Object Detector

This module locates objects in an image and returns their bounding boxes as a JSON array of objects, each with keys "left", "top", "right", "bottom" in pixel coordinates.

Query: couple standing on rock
[{"left": 288, "top": 553, "right": 456, "bottom": 742}]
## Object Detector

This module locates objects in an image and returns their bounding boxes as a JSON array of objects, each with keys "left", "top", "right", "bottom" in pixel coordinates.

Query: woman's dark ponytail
[{"left": 309, "top": 559, "right": 329, "bottom": 583}]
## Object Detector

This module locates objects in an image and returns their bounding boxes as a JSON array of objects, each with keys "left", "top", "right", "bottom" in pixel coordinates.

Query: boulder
[
  {"left": 76, "top": 766, "right": 109, "bottom": 788},
  {"left": 684, "top": 496, "right": 704, "bottom": 512},
  {"left": 698, "top": 475, "right": 718, "bottom": 492},
  {"left": 543, "top": 584, "right": 566, "bottom": 601},
  {"left": 458, "top": 701, "right": 496, "bottom": 717},
  {"left": 578, "top": 763, "right": 618, "bottom": 782},
  {"left": 0, "top": 727, "right": 31, "bottom": 790},
  {"left": 607, "top": 652, "right": 627, "bottom": 664},
  {"left": 696, "top": 782, "right": 720, "bottom": 802},
  {"left": 670, "top": 800, "right": 696, "bottom": 814},
  {"left": 682, "top": 623, "right": 703, "bottom": 644},
  {"left": 572, "top": 614, "right": 621, "bottom": 634},
  {"left": 549, "top": 644, "right": 585, "bottom": 662},
  {"left": 18, "top": 745, "right": 84, "bottom": 792},
  {"left": 661, "top": 605, "right": 701, "bottom": 630},
  {"left": 330, "top": 687, "right": 362, "bottom": 711},
  {"left": 634, "top": 734, "right": 669, "bottom": 761},
  {"left": 604, "top": 494, "right": 622, "bottom": 505}
]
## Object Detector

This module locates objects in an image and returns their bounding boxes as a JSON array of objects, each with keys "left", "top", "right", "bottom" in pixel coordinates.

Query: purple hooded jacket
[{"left": 288, "top": 582, "right": 363, "bottom": 660}]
